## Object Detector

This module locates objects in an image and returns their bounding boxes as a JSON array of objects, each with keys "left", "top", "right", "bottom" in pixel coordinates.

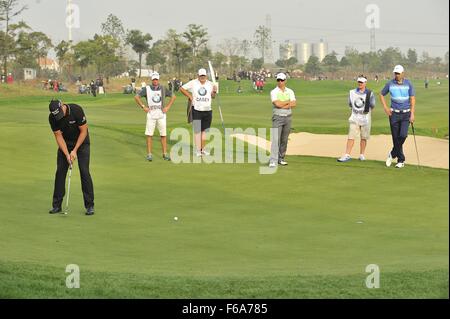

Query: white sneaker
[
  {"left": 195, "top": 150, "right": 202, "bottom": 157},
  {"left": 201, "top": 149, "right": 210, "bottom": 156},
  {"left": 278, "top": 159, "right": 288, "bottom": 166},
  {"left": 359, "top": 154, "right": 366, "bottom": 161},
  {"left": 337, "top": 154, "right": 351, "bottom": 162},
  {"left": 386, "top": 152, "right": 393, "bottom": 167},
  {"left": 395, "top": 162, "right": 405, "bottom": 168},
  {"left": 269, "top": 161, "right": 277, "bottom": 168}
]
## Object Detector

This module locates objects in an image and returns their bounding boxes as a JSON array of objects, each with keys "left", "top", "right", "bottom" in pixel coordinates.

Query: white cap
[
  {"left": 198, "top": 68, "right": 207, "bottom": 76},
  {"left": 151, "top": 72, "right": 160, "bottom": 80},
  {"left": 393, "top": 65, "right": 404, "bottom": 73},
  {"left": 276, "top": 73, "right": 287, "bottom": 80},
  {"left": 357, "top": 76, "right": 367, "bottom": 83}
]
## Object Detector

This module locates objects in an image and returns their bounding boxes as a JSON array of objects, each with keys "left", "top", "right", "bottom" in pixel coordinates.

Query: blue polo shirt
[{"left": 381, "top": 79, "right": 415, "bottom": 110}]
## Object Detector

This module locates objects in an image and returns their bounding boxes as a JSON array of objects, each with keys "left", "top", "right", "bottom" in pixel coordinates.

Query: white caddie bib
[
  {"left": 146, "top": 86, "right": 164, "bottom": 120},
  {"left": 349, "top": 90, "right": 371, "bottom": 126}
]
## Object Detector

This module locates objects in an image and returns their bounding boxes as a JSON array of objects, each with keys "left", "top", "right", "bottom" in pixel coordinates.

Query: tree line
[{"left": 0, "top": 0, "right": 448, "bottom": 81}]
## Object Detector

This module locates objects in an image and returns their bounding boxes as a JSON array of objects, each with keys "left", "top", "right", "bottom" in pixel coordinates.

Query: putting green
[{"left": 0, "top": 79, "right": 448, "bottom": 298}]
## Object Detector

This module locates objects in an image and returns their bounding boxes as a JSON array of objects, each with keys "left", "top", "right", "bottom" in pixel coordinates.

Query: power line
[{"left": 273, "top": 24, "right": 449, "bottom": 36}]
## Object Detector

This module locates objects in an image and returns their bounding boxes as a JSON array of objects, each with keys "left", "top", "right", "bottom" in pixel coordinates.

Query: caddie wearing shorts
[
  {"left": 338, "top": 75, "right": 375, "bottom": 162},
  {"left": 134, "top": 72, "right": 176, "bottom": 162}
]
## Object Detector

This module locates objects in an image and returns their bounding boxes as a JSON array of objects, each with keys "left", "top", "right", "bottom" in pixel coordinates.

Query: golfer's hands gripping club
[
  {"left": 69, "top": 150, "right": 77, "bottom": 163},
  {"left": 409, "top": 112, "right": 415, "bottom": 124}
]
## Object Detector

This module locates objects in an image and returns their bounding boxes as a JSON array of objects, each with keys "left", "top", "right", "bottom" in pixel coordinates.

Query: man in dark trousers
[
  {"left": 380, "top": 65, "right": 416, "bottom": 169},
  {"left": 48, "top": 100, "right": 95, "bottom": 215}
]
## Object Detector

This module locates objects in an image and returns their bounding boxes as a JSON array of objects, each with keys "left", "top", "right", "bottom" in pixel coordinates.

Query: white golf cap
[
  {"left": 393, "top": 65, "right": 404, "bottom": 73},
  {"left": 151, "top": 72, "right": 160, "bottom": 80},
  {"left": 276, "top": 73, "right": 287, "bottom": 80},
  {"left": 357, "top": 76, "right": 367, "bottom": 83},
  {"left": 198, "top": 68, "right": 207, "bottom": 76}
]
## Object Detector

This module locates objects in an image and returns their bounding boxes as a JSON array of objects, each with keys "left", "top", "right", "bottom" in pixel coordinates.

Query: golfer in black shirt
[{"left": 48, "top": 100, "right": 95, "bottom": 215}]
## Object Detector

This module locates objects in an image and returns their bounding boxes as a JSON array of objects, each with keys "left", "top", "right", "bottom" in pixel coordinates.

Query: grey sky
[{"left": 14, "top": 0, "right": 450, "bottom": 60}]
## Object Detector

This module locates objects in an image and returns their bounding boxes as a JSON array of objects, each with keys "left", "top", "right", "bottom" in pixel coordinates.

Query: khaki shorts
[
  {"left": 348, "top": 122, "right": 371, "bottom": 140},
  {"left": 145, "top": 113, "right": 167, "bottom": 136}
]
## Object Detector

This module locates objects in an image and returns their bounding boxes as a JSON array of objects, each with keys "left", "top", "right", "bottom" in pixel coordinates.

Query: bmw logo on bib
[
  {"left": 198, "top": 87, "right": 207, "bottom": 96},
  {"left": 354, "top": 97, "right": 365, "bottom": 109},
  {"left": 152, "top": 95, "right": 162, "bottom": 103}
]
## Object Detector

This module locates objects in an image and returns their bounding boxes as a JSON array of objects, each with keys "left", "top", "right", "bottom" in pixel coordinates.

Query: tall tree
[
  {"left": 0, "top": 0, "right": 28, "bottom": 74},
  {"left": 101, "top": 14, "right": 126, "bottom": 56},
  {"left": 304, "top": 55, "right": 321, "bottom": 76},
  {"left": 406, "top": 48, "right": 418, "bottom": 67},
  {"left": 125, "top": 29, "right": 152, "bottom": 78},
  {"left": 55, "top": 40, "right": 73, "bottom": 78},
  {"left": 251, "top": 58, "right": 264, "bottom": 70},
  {"left": 240, "top": 39, "right": 252, "bottom": 58},
  {"left": 322, "top": 52, "right": 339, "bottom": 73},
  {"left": 182, "top": 24, "right": 208, "bottom": 70},
  {"left": 146, "top": 40, "right": 166, "bottom": 71},
  {"left": 253, "top": 26, "right": 271, "bottom": 63},
  {"left": 163, "top": 29, "right": 191, "bottom": 77}
]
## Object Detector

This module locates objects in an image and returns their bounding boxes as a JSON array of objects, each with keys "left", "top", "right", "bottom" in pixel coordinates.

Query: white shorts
[
  {"left": 145, "top": 113, "right": 167, "bottom": 136},
  {"left": 348, "top": 122, "right": 371, "bottom": 140}
]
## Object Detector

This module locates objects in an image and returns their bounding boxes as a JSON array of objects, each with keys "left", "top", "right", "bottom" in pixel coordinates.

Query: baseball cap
[
  {"left": 151, "top": 72, "right": 160, "bottom": 80},
  {"left": 49, "top": 100, "right": 64, "bottom": 121},
  {"left": 393, "top": 65, "right": 404, "bottom": 74},
  {"left": 276, "top": 73, "right": 287, "bottom": 81},
  {"left": 198, "top": 68, "right": 207, "bottom": 76},
  {"left": 357, "top": 75, "right": 367, "bottom": 83}
]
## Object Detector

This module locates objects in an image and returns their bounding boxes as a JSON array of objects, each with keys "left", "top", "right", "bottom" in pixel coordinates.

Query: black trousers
[
  {"left": 389, "top": 112, "right": 410, "bottom": 163},
  {"left": 52, "top": 143, "right": 94, "bottom": 209}
]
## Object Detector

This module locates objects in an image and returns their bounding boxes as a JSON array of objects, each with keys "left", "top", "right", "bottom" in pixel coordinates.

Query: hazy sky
[{"left": 13, "top": 0, "right": 450, "bottom": 60}]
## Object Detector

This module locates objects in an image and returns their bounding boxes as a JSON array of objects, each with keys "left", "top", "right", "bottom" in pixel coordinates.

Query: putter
[
  {"left": 411, "top": 123, "right": 421, "bottom": 168},
  {"left": 63, "top": 162, "right": 73, "bottom": 215}
]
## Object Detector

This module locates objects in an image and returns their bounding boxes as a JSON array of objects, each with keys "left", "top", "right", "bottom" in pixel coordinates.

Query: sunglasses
[
  {"left": 394, "top": 72, "right": 401, "bottom": 75},
  {"left": 358, "top": 81, "right": 365, "bottom": 84},
  {"left": 277, "top": 79, "right": 285, "bottom": 82}
]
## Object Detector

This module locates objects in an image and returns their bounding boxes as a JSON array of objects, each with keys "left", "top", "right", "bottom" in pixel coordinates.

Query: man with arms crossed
[{"left": 269, "top": 73, "right": 297, "bottom": 167}]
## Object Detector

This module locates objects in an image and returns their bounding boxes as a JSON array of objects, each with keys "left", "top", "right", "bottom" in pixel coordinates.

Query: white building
[
  {"left": 312, "top": 39, "right": 328, "bottom": 62},
  {"left": 296, "top": 43, "right": 313, "bottom": 65},
  {"left": 24, "top": 68, "right": 37, "bottom": 80},
  {"left": 279, "top": 41, "right": 296, "bottom": 60}
]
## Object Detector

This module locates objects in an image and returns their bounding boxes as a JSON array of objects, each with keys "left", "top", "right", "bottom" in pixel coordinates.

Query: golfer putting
[
  {"left": 380, "top": 65, "right": 416, "bottom": 169},
  {"left": 180, "top": 68, "right": 217, "bottom": 157},
  {"left": 337, "top": 75, "right": 375, "bottom": 162},
  {"left": 48, "top": 100, "right": 95, "bottom": 216},
  {"left": 134, "top": 72, "right": 176, "bottom": 162}
]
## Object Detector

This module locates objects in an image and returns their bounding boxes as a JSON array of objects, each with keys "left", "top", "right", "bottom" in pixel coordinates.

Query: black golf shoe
[
  {"left": 49, "top": 207, "right": 62, "bottom": 214},
  {"left": 86, "top": 207, "right": 95, "bottom": 216}
]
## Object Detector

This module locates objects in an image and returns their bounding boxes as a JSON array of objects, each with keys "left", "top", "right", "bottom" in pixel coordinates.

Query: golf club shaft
[
  {"left": 208, "top": 61, "right": 225, "bottom": 133},
  {"left": 65, "top": 163, "right": 73, "bottom": 212},
  {"left": 411, "top": 123, "right": 421, "bottom": 168},
  {"left": 216, "top": 94, "right": 225, "bottom": 133}
]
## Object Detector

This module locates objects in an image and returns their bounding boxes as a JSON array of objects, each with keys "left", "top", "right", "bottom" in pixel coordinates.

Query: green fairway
[{"left": 0, "top": 79, "right": 448, "bottom": 298}]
